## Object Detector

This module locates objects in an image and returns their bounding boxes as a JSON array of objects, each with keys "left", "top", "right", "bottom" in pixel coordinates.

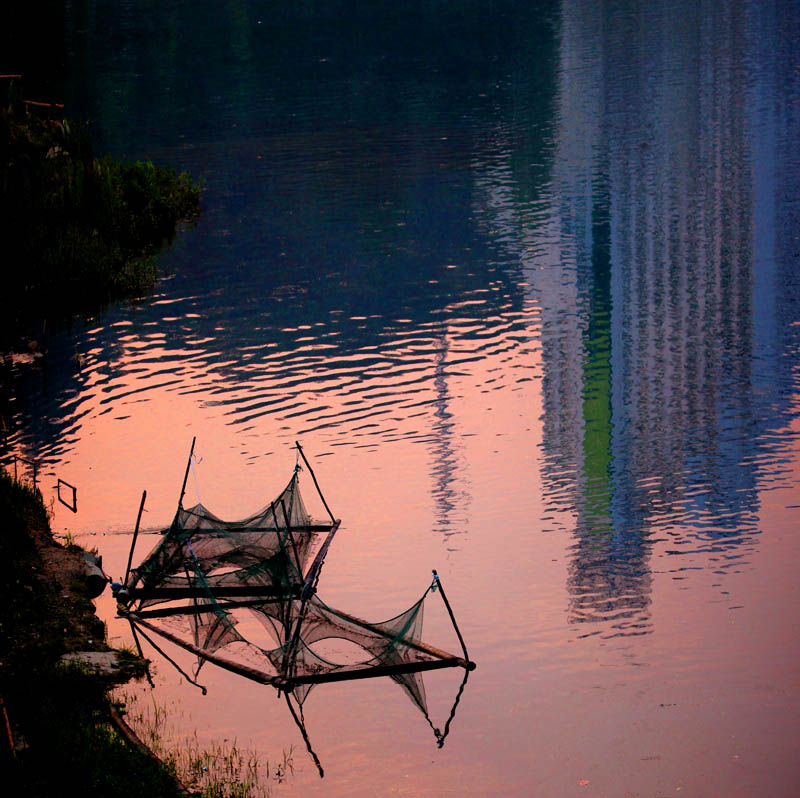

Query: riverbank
[{"left": 0, "top": 469, "right": 188, "bottom": 795}]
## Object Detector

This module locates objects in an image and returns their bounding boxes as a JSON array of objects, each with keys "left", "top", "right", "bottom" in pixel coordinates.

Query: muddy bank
[{"left": 0, "top": 471, "right": 186, "bottom": 795}]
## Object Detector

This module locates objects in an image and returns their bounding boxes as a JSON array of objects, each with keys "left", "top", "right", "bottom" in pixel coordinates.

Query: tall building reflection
[
  {"left": 429, "top": 330, "right": 469, "bottom": 539},
  {"left": 472, "top": 0, "right": 800, "bottom": 636}
]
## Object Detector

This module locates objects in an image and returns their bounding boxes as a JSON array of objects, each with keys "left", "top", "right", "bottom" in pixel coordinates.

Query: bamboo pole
[
  {"left": 129, "top": 618, "right": 207, "bottom": 694},
  {"left": 282, "top": 518, "right": 342, "bottom": 679},
  {"left": 288, "top": 656, "right": 464, "bottom": 686},
  {"left": 128, "top": 584, "right": 301, "bottom": 599},
  {"left": 120, "top": 611, "right": 284, "bottom": 688},
  {"left": 284, "top": 693, "right": 324, "bottom": 778},
  {"left": 429, "top": 666, "right": 470, "bottom": 748},
  {"left": 432, "top": 570, "right": 471, "bottom": 663},
  {"left": 128, "top": 620, "right": 155, "bottom": 688},
  {"left": 135, "top": 595, "right": 301, "bottom": 619},
  {"left": 123, "top": 489, "right": 147, "bottom": 586},
  {"left": 280, "top": 497, "right": 304, "bottom": 577},
  {"left": 302, "top": 520, "right": 340, "bottom": 591},
  {"left": 121, "top": 609, "right": 469, "bottom": 691},
  {"left": 177, "top": 437, "right": 197, "bottom": 511},
  {"left": 312, "top": 599, "right": 475, "bottom": 670},
  {"left": 295, "top": 441, "right": 336, "bottom": 523}
]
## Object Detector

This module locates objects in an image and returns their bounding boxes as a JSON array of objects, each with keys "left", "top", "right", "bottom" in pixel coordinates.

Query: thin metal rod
[
  {"left": 432, "top": 570, "right": 471, "bottom": 663},
  {"left": 123, "top": 489, "right": 147, "bottom": 586},
  {"left": 295, "top": 441, "right": 335, "bottom": 524}
]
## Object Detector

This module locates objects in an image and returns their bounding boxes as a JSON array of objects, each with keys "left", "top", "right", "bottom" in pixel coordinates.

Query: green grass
[{"left": 118, "top": 688, "right": 295, "bottom": 797}]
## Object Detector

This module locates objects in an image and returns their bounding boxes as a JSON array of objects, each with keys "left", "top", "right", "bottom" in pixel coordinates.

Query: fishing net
[
  {"left": 129, "top": 471, "right": 318, "bottom": 603},
  {"left": 254, "top": 591, "right": 433, "bottom": 710},
  {"left": 124, "top": 465, "right": 448, "bottom": 716}
]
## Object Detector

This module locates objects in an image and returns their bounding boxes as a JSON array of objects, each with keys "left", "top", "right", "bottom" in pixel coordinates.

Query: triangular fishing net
[
  {"left": 249, "top": 590, "right": 434, "bottom": 711},
  {"left": 129, "top": 470, "right": 321, "bottom": 608},
  {"left": 119, "top": 445, "right": 474, "bottom": 763}
]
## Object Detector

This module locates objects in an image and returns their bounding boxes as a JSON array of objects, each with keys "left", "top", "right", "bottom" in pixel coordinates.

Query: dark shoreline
[
  {"left": 1, "top": 74, "right": 203, "bottom": 793},
  {"left": 0, "top": 469, "right": 189, "bottom": 794}
]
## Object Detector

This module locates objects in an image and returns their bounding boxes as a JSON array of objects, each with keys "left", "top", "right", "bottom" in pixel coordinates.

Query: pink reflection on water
[
  {"left": 70, "top": 317, "right": 550, "bottom": 795},
  {"left": 78, "top": 392, "right": 800, "bottom": 797}
]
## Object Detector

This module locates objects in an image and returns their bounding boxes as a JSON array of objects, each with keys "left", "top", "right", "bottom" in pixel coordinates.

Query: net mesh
[{"left": 130, "top": 473, "right": 315, "bottom": 604}]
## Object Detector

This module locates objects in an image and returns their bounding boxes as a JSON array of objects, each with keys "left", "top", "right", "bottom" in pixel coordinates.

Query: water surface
[{"left": 5, "top": 1, "right": 800, "bottom": 795}]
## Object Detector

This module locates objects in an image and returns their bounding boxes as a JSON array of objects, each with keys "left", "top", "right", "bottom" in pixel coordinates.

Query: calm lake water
[{"left": 5, "top": 1, "right": 800, "bottom": 795}]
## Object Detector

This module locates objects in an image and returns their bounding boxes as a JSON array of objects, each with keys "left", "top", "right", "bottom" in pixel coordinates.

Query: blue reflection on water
[{"left": 525, "top": 0, "right": 800, "bottom": 634}]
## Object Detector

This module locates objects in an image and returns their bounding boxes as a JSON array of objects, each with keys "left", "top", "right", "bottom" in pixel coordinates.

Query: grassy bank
[
  {"left": 0, "top": 75, "right": 201, "bottom": 343},
  {"left": 0, "top": 469, "right": 189, "bottom": 795}
]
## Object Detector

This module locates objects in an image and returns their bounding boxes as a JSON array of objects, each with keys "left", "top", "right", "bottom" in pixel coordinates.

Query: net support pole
[
  {"left": 128, "top": 618, "right": 155, "bottom": 688},
  {"left": 128, "top": 617, "right": 207, "bottom": 694},
  {"left": 283, "top": 517, "right": 342, "bottom": 678},
  {"left": 315, "top": 598, "right": 472, "bottom": 669},
  {"left": 119, "top": 610, "right": 283, "bottom": 689},
  {"left": 178, "top": 436, "right": 197, "bottom": 511},
  {"left": 280, "top": 498, "right": 304, "bottom": 578},
  {"left": 123, "top": 489, "right": 147, "bottom": 586},
  {"left": 432, "top": 570, "right": 471, "bottom": 664},
  {"left": 295, "top": 441, "right": 335, "bottom": 524},
  {"left": 284, "top": 693, "right": 324, "bottom": 778}
]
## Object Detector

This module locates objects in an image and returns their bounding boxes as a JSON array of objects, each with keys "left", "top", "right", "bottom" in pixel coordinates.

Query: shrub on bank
[{"left": 0, "top": 76, "right": 202, "bottom": 341}]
